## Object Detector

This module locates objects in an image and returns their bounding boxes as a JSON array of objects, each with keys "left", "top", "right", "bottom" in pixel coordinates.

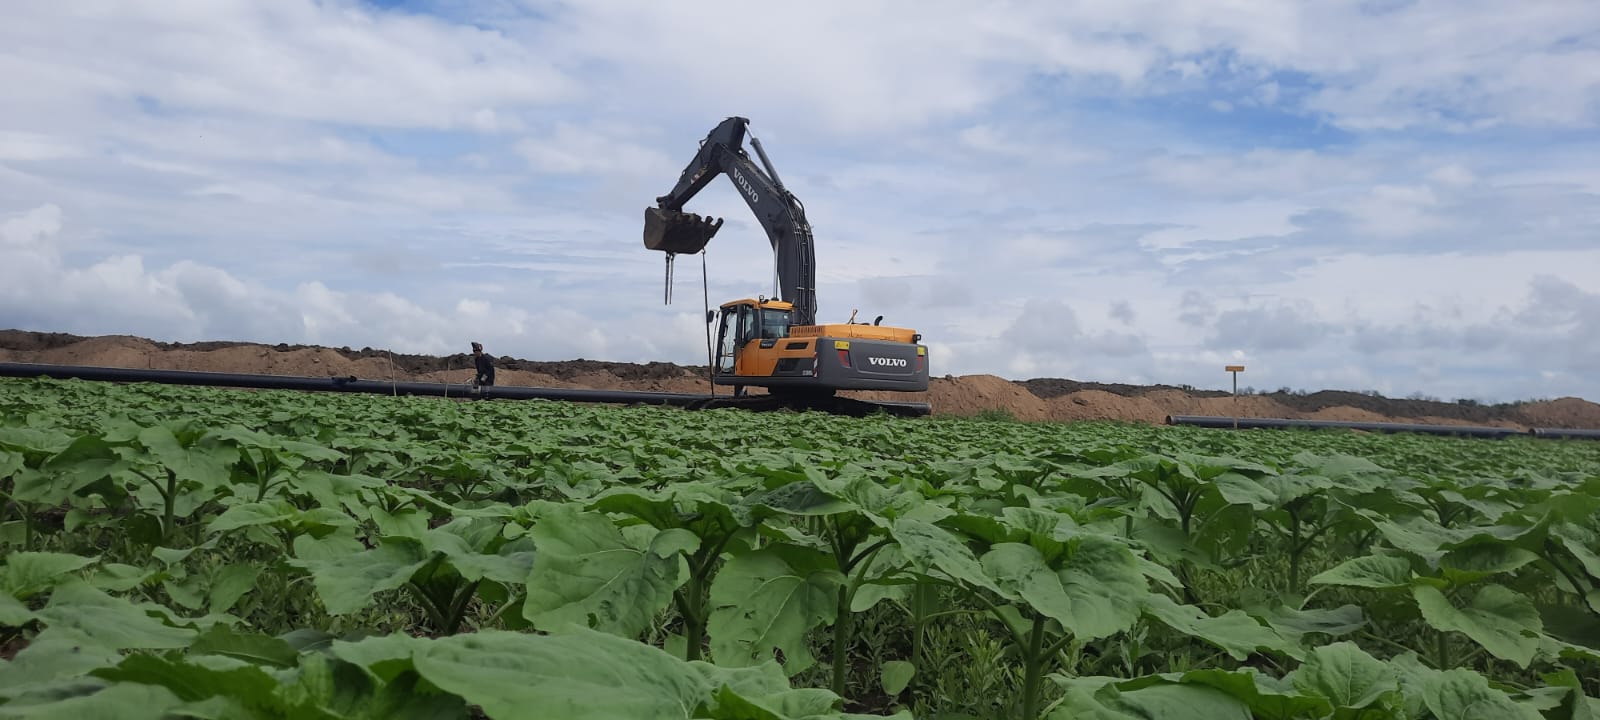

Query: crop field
[{"left": 1, "top": 376, "right": 1598, "bottom": 719}]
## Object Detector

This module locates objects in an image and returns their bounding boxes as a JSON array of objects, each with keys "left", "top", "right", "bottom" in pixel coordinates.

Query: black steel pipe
[
  {"left": 0, "top": 362, "right": 932, "bottom": 416},
  {"left": 1531, "top": 427, "right": 1600, "bottom": 440},
  {"left": 1165, "top": 414, "right": 1530, "bottom": 439}
]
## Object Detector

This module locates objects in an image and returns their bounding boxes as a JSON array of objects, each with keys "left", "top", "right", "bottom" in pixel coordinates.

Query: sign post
[{"left": 1225, "top": 365, "right": 1245, "bottom": 429}]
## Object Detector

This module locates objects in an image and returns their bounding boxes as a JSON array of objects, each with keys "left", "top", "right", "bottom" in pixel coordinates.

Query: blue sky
[{"left": 2, "top": 0, "right": 1598, "bottom": 403}]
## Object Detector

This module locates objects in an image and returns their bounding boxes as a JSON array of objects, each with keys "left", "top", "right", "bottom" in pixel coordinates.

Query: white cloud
[
  {"left": 516, "top": 123, "right": 675, "bottom": 177},
  {"left": 2, "top": 0, "right": 1599, "bottom": 406},
  {"left": 2, "top": 1, "right": 574, "bottom": 131},
  {"left": 0, "top": 204, "right": 707, "bottom": 363}
]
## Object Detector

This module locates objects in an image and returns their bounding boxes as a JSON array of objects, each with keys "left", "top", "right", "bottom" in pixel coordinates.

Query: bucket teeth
[{"left": 644, "top": 207, "right": 723, "bottom": 254}]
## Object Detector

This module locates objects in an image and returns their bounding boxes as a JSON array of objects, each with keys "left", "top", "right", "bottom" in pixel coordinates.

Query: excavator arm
[{"left": 643, "top": 116, "right": 818, "bottom": 325}]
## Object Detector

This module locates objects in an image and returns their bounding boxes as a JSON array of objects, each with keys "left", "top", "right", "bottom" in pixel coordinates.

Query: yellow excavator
[{"left": 643, "top": 116, "right": 929, "bottom": 411}]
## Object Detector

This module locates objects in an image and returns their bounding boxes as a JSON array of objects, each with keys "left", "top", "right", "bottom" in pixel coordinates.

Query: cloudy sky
[{"left": 3, "top": 0, "right": 1598, "bottom": 403}]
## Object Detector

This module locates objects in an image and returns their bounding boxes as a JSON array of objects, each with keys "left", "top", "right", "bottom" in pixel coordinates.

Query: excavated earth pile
[{"left": 3, "top": 330, "right": 1598, "bottom": 429}]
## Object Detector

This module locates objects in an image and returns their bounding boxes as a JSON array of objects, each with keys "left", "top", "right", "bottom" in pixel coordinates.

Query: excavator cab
[
  {"left": 643, "top": 207, "right": 723, "bottom": 255},
  {"left": 709, "top": 297, "right": 927, "bottom": 395},
  {"left": 713, "top": 299, "right": 787, "bottom": 377}
]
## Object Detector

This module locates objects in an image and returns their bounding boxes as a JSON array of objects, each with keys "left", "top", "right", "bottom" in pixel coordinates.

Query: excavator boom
[{"left": 643, "top": 116, "right": 817, "bottom": 325}]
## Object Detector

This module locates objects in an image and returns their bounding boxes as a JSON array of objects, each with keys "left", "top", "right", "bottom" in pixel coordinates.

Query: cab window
[{"left": 759, "top": 308, "right": 792, "bottom": 339}]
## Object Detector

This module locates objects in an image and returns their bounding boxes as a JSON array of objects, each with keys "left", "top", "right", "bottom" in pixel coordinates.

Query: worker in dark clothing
[{"left": 471, "top": 342, "right": 495, "bottom": 389}]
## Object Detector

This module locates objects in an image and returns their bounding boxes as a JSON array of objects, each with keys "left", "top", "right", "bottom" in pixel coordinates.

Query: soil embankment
[{"left": 3, "top": 330, "right": 1597, "bottom": 429}]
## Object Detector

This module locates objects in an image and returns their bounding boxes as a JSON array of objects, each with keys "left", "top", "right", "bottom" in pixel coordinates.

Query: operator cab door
[{"left": 714, "top": 303, "right": 756, "bottom": 377}]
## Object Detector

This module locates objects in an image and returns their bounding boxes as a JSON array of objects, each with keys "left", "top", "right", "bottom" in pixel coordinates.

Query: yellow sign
[{"left": 1225, "top": 365, "right": 1245, "bottom": 372}]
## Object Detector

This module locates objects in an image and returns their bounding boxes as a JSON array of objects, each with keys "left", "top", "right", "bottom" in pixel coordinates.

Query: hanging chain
[
  {"left": 664, "top": 253, "right": 675, "bottom": 305},
  {"left": 701, "top": 250, "right": 715, "bottom": 398}
]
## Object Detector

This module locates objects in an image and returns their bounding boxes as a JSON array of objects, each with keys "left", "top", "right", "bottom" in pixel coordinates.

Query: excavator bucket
[{"left": 644, "top": 207, "right": 723, "bottom": 255}]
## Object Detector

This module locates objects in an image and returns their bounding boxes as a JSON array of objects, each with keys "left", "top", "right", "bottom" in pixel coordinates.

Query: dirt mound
[
  {"left": 1513, "top": 397, "right": 1600, "bottom": 429},
  {"left": 852, "top": 375, "right": 1052, "bottom": 421},
  {"left": 1020, "top": 377, "right": 1230, "bottom": 400},
  {"left": 1046, "top": 390, "right": 1168, "bottom": 424},
  {"left": 32, "top": 336, "right": 160, "bottom": 369},
  {"left": 1261, "top": 389, "right": 1513, "bottom": 425},
  {"left": 1307, "top": 406, "right": 1395, "bottom": 423},
  {"left": 3, "top": 329, "right": 1598, "bottom": 429},
  {"left": 0, "top": 330, "right": 90, "bottom": 353}
]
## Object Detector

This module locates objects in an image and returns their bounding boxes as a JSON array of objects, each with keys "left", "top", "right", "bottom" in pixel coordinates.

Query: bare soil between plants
[{"left": 3, "top": 330, "right": 1598, "bottom": 429}]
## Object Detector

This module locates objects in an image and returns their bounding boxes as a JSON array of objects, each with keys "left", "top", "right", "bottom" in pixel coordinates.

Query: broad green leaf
[
  {"left": 1155, "top": 668, "right": 1332, "bottom": 720},
  {"left": 702, "top": 685, "right": 845, "bottom": 720},
  {"left": 412, "top": 628, "right": 709, "bottom": 719},
  {"left": 0, "top": 427, "right": 72, "bottom": 455},
  {"left": 0, "top": 447, "right": 19, "bottom": 479},
  {"left": 208, "top": 563, "right": 262, "bottom": 614},
  {"left": 330, "top": 635, "right": 425, "bottom": 683},
  {"left": 1308, "top": 555, "right": 1412, "bottom": 589},
  {"left": 1290, "top": 641, "right": 1399, "bottom": 712},
  {"left": 692, "top": 661, "right": 867, "bottom": 719},
  {"left": 889, "top": 518, "right": 997, "bottom": 592},
  {"left": 287, "top": 470, "right": 386, "bottom": 519},
  {"left": 278, "top": 652, "right": 467, "bottom": 720},
  {"left": 149, "top": 545, "right": 197, "bottom": 567},
  {"left": 1257, "top": 473, "right": 1332, "bottom": 505},
  {"left": 162, "top": 574, "right": 207, "bottom": 611},
  {"left": 1210, "top": 474, "right": 1276, "bottom": 509},
  {"left": 978, "top": 537, "right": 1147, "bottom": 640},
  {"left": 881, "top": 661, "right": 914, "bottom": 696},
  {"left": 1143, "top": 594, "right": 1292, "bottom": 661},
  {"left": 1439, "top": 543, "right": 1540, "bottom": 584},
  {"left": 0, "top": 628, "right": 124, "bottom": 696},
  {"left": 745, "top": 481, "right": 854, "bottom": 518},
  {"left": 1388, "top": 651, "right": 1436, "bottom": 720},
  {"left": 1310, "top": 453, "right": 1388, "bottom": 476},
  {"left": 91, "top": 654, "right": 284, "bottom": 707},
  {"left": 291, "top": 539, "right": 432, "bottom": 615},
  {"left": 1413, "top": 584, "right": 1543, "bottom": 667},
  {"left": 206, "top": 502, "right": 295, "bottom": 534},
  {"left": 1050, "top": 682, "right": 1252, "bottom": 719},
  {"left": 2, "top": 552, "right": 98, "bottom": 599},
  {"left": 137, "top": 425, "right": 238, "bottom": 491},
  {"left": 1541, "top": 668, "right": 1600, "bottom": 720},
  {"left": 1550, "top": 522, "right": 1600, "bottom": 580},
  {"left": 33, "top": 580, "right": 196, "bottom": 650},
  {"left": 1422, "top": 668, "right": 1542, "bottom": 720},
  {"left": 16, "top": 437, "right": 125, "bottom": 504},
  {"left": 1000, "top": 506, "right": 1077, "bottom": 540},
  {"left": 1251, "top": 605, "right": 1366, "bottom": 644},
  {"left": 1377, "top": 517, "right": 1527, "bottom": 565},
  {"left": 0, "top": 592, "right": 32, "bottom": 626},
  {"left": 370, "top": 507, "right": 429, "bottom": 540},
  {"left": 849, "top": 545, "right": 910, "bottom": 612},
  {"left": 709, "top": 546, "right": 844, "bottom": 674},
  {"left": 523, "top": 506, "right": 694, "bottom": 637},
  {"left": 418, "top": 520, "right": 537, "bottom": 585},
  {"left": 89, "top": 563, "right": 156, "bottom": 593},
  {"left": 0, "top": 682, "right": 183, "bottom": 720},
  {"left": 187, "top": 625, "right": 299, "bottom": 668},
  {"left": 290, "top": 532, "right": 365, "bottom": 562}
]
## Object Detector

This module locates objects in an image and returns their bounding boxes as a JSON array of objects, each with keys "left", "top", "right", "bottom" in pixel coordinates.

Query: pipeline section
[
  {"left": 0, "top": 362, "right": 931, "bottom": 418},
  {"left": 1531, "top": 427, "right": 1600, "bottom": 440},
  {"left": 1166, "top": 414, "right": 1596, "bottom": 440}
]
